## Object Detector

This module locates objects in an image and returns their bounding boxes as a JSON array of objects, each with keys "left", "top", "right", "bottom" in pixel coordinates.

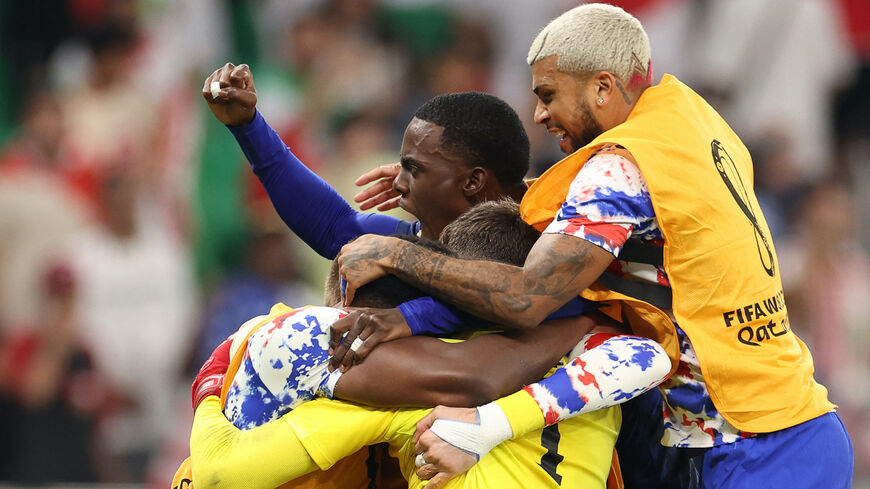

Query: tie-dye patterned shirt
[
  {"left": 543, "top": 150, "right": 753, "bottom": 447},
  {"left": 223, "top": 305, "right": 345, "bottom": 430}
]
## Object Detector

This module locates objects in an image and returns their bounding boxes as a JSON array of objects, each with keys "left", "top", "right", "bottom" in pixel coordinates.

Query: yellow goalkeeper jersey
[{"left": 190, "top": 394, "right": 619, "bottom": 489}]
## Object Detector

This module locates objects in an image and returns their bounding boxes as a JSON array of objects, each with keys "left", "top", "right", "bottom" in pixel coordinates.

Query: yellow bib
[{"left": 521, "top": 75, "right": 833, "bottom": 432}]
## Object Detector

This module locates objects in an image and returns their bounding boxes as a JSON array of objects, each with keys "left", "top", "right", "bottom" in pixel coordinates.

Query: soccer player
[
  {"left": 183, "top": 200, "right": 670, "bottom": 489},
  {"left": 335, "top": 4, "right": 853, "bottom": 489},
  {"left": 203, "top": 63, "right": 556, "bottom": 345},
  {"left": 199, "top": 64, "right": 682, "bottom": 487}
]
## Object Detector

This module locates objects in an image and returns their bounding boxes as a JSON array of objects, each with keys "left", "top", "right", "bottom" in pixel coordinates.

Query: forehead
[
  {"left": 531, "top": 56, "right": 572, "bottom": 91},
  {"left": 402, "top": 118, "right": 444, "bottom": 149},
  {"left": 401, "top": 117, "right": 466, "bottom": 167}
]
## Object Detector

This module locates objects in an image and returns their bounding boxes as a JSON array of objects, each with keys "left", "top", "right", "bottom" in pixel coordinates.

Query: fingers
[
  {"left": 414, "top": 410, "right": 439, "bottom": 445},
  {"left": 229, "top": 63, "right": 252, "bottom": 89},
  {"left": 354, "top": 163, "right": 402, "bottom": 211},
  {"left": 424, "top": 472, "right": 452, "bottom": 489},
  {"left": 328, "top": 312, "right": 356, "bottom": 355},
  {"left": 354, "top": 162, "right": 401, "bottom": 187},
  {"left": 354, "top": 179, "right": 399, "bottom": 209},
  {"left": 336, "top": 249, "right": 356, "bottom": 306},
  {"left": 203, "top": 63, "right": 257, "bottom": 104},
  {"left": 225, "top": 64, "right": 257, "bottom": 107},
  {"left": 203, "top": 63, "right": 237, "bottom": 103},
  {"left": 351, "top": 326, "right": 380, "bottom": 364},
  {"left": 217, "top": 62, "right": 235, "bottom": 90},
  {"left": 335, "top": 235, "right": 395, "bottom": 306},
  {"left": 329, "top": 311, "right": 371, "bottom": 372},
  {"left": 375, "top": 195, "right": 401, "bottom": 212},
  {"left": 328, "top": 321, "right": 356, "bottom": 371},
  {"left": 341, "top": 277, "right": 356, "bottom": 307},
  {"left": 202, "top": 66, "right": 224, "bottom": 102},
  {"left": 412, "top": 429, "right": 471, "bottom": 487},
  {"left": 225, "top": 86, "right": 258, "bottom": 108},
  {"left": 353, "top": 175, "right": 394, "bottom": 199},
  {"left": 415, "top": 463, "right": 439, "bottom": 481}
]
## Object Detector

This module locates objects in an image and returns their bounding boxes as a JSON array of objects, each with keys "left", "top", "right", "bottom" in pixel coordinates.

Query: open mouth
[
  {"left": 550, "top": 128, "right": 573, "bottom": 153},
  {"left": 550, "top": 128, "right": 567, "bottom": 142}
]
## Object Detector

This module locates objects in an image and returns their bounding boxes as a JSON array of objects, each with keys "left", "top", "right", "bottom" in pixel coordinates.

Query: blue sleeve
[
  {"left": 399, "top": 297, "right": 490, "bottom": 336},
  {"left": 228, "top": 111, "right": 418, "bottom": 259},
  {"left": 400, "top": 296, "right": 599, "bottom": 336}
]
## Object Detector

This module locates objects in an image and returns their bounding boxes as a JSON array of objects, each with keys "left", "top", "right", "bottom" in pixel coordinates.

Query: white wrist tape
[{"left": 429, "top": 402, "right": 512, "bottom": 461}]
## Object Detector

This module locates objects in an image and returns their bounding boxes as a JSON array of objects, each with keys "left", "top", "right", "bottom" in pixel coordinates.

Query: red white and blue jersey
[
  {"left": 524, "top": 332, "right": 670, "bottom": 425},
  {"left": 223, "top": 306, "right": 345, "bottom": 430},
  {"left": 543, "top": 150, "right": 750, "bottom": 448}
]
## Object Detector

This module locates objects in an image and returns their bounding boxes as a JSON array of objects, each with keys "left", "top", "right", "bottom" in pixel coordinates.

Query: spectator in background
[
  {"left": 0, "top": 87, "right": 90, "bottom": 336},
  {"left": 748, "top": 132, "right": 808, "bottom": 242},
  {"left": 0, "top": 263, "right": 107, "bottom": 483},
  {"left": 69, "top": 165, "right": 196, "bottom": 482},
  {"left": 779, "top": 179, "right": 870, "bottom": 479},
  {"left": 193, "top": 219, "right": 319, "bottom": 370},
  {"left": 60, "top": 20, "right": 159, "bottom": 206}
]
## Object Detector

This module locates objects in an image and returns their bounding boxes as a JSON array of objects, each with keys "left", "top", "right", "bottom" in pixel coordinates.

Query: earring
[{"left": 597, "top": 98, "right": 604, "bottom": 105}]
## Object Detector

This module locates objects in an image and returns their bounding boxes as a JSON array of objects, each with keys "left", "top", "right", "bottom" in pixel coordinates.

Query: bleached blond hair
[{"left": 527, "top": 3, "right": 651, "bottom": 84}]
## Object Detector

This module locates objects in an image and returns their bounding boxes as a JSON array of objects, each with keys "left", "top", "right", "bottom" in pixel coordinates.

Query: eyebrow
[{"left": 533, "top": 84, "right": 550, "bottom": 96}]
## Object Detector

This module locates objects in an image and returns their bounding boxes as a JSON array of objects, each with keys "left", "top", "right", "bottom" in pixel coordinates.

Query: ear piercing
[{"left": 597, "top": 98, "right": 604, "bottom": 105}]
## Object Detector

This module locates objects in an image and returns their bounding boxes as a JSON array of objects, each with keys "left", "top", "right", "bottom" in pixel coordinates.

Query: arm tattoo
[{"left": 386, "top": 235, "right": 610, "bottom": 329}]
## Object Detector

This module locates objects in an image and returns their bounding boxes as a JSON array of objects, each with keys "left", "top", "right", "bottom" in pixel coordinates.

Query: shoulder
[
  {"left": 569, "top": 146, "right": 647, "bottom": 197},
  {"left": 591, "top": 143, "right": 637, "bottom": 163}
]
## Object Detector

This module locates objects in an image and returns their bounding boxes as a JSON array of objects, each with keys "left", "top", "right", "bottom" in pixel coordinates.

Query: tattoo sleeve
[{"left": 387, "top": 234, "right": 614, "bottom": 329}]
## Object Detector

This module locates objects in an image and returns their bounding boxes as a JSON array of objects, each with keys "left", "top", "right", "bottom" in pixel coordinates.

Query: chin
[
  {"left": 398, "top": 199, "right": 416, "bottom": 218},
  {"left": 559, "top": 138, "right": 580, "bottom": 155}
]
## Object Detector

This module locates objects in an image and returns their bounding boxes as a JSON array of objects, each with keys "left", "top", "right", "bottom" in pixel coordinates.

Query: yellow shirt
[
  {"left": 190, "top": 395, "right": 619, "bottom": 489},
  {"left": 183, "top": 303, "right": 619, "bottom": 488},
  {"left": 176, "top": 303, "right": 372, "bottom": 489}
]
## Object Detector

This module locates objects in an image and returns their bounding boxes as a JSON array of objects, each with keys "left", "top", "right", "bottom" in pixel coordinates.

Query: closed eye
[
  {"left": 400, "top": 157, "right": 420, "bottom": 176},
  {"left": 534, "top": 86, "right": 554, "bottom": 104}
]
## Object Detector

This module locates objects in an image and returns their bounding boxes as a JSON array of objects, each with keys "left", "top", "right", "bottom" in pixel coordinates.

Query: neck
[
  {"left": 481, "top": 181, "right": 526, "bottom": 205},
  {"left": 605, "top": 84, "right": 649, "bottom": 131}
]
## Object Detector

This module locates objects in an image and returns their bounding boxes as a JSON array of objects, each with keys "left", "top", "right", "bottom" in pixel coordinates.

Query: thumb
[{"left": 414, "top": 410, "right": 438, "bottom": 445}]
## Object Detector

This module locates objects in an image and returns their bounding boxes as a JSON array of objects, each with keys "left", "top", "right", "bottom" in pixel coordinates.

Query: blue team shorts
[{"left": 695, "top": 411, "right": 854, "bottom": 489}]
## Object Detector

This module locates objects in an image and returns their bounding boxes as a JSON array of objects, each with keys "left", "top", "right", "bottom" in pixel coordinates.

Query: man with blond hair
[{"left": 335, "top": 4, "right": 854, "bottom": 488}]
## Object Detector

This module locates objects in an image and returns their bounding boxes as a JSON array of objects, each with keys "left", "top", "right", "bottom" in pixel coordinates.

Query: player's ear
[{"left": 463, "top": 167, "right": 487, "bottom": 198}]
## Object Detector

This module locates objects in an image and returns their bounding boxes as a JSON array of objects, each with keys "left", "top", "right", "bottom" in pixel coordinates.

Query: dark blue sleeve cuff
[
  {"left": 545, "top": 297, "right": 600, "bottom": 320},
  {"left": 399, "top": 297, "right": 492, "bottom": 336}
]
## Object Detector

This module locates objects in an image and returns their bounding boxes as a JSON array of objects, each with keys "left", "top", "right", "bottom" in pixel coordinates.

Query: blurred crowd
[{"left": 0, "top": 0, "right": 867, "bottom": 487}]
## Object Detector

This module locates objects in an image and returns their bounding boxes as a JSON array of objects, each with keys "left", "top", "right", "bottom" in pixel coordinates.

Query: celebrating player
[
  {"left": 179, "top": 200, "right": 671, "bottom": 488},
  {"left": 335, "top": 4, "right": 853, "bottom": 489}
]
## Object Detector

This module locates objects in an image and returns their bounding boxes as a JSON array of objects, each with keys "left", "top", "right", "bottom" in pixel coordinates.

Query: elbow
[
  {"left": 496, "top": 295, "right": 548, "bottom": 330},
  {"left": 191, "top": 457, "right": 238, "bottom": 489},
  {"left": 498, "top": 311, "right": 542, "bottom": 330},
  {"left": 647, "top": 341, "right": 673, "bottom": 386}
]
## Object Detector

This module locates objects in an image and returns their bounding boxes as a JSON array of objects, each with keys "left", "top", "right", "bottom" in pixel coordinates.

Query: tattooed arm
[{"left": 336, "top": 232, "right": 613, "bottom": 330}]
